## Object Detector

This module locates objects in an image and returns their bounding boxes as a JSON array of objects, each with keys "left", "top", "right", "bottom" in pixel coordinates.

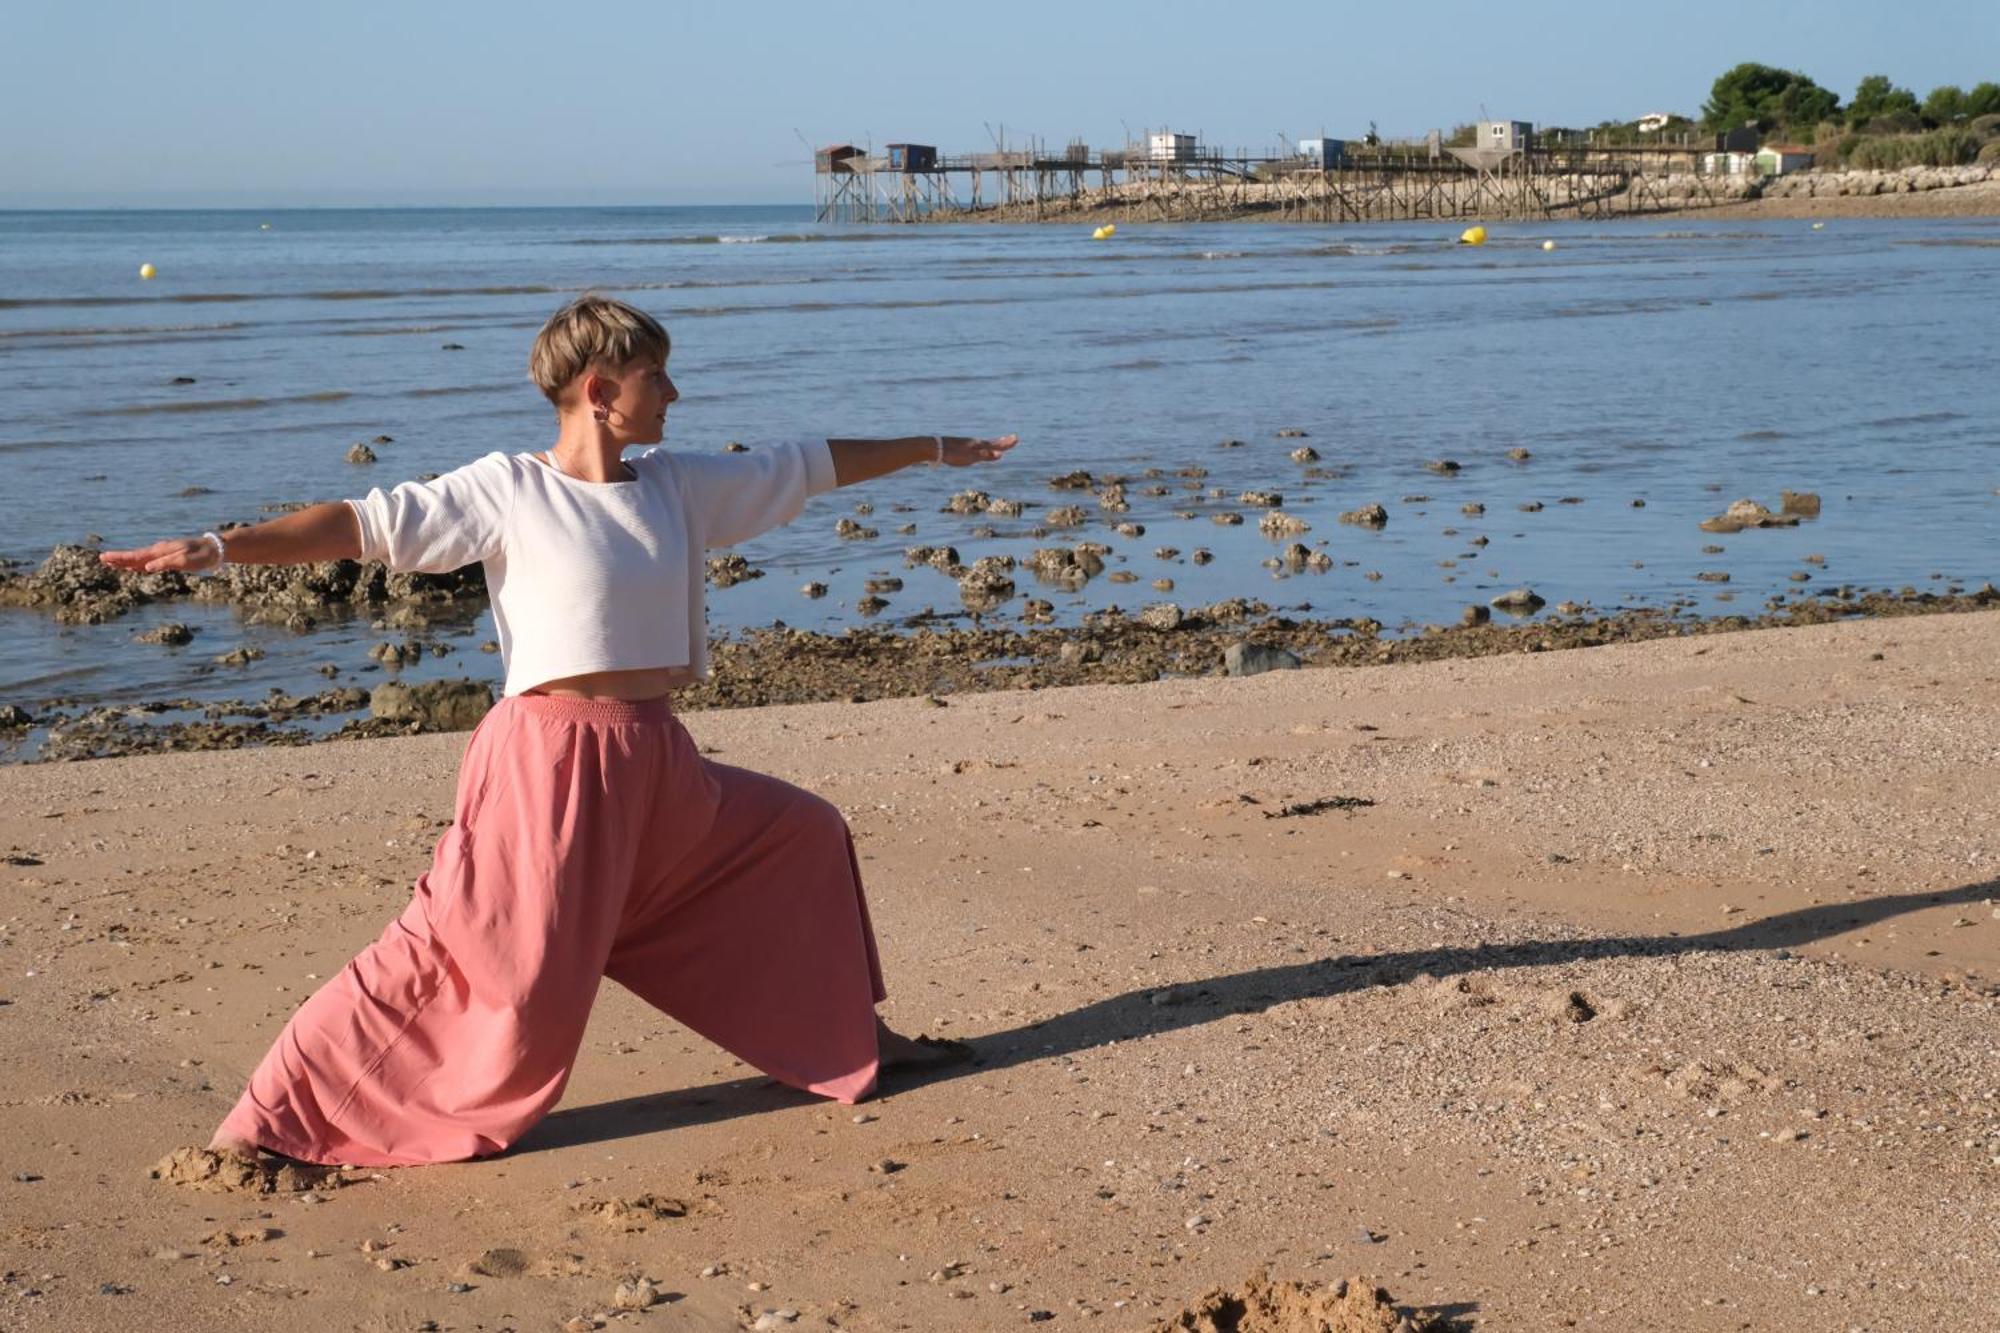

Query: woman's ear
[{"left": 582, "top": 371, "right": 612, "bottom": 420}]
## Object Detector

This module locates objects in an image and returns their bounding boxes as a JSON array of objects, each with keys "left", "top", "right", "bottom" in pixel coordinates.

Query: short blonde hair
[{"left": 529, "top": 294, "right": 670, "bottom": 405}]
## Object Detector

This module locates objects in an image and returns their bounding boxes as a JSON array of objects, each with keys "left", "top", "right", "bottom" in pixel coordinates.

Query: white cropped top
[{"left": 345, "top": 440, "right": 838, "bottom": 695}]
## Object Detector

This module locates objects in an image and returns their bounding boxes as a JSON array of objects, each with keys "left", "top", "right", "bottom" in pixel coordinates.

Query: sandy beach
[{"left": 3, "top": 610, "right": 1997, "bottom": 1331}]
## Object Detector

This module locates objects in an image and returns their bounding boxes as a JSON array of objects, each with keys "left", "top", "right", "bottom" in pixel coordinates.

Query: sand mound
[
  {"left": 581, "top": 1193, "right": 695, "bottom": 1230},
  {"left": 147, "top": 1146, "right": 355, "bottom": 1195},
  {"left": 1155, "top": 1271, "right": 1452, "bottom": 1333}
]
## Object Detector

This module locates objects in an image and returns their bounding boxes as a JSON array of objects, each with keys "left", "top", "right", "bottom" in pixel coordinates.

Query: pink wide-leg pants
[{"left": 217, "top": 693, "right": 887, "bottom": 1166}]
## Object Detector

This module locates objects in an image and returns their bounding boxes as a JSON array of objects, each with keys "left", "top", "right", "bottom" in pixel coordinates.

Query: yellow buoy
[
  {"left": 1541, "top": 239, "right": 1557, "bottom": 252},
  {"left": 138, "top": 262, "right": 156, "bottom": 280},
  {"left": 1458, "top": 225, "right": 1487, "bottom": 247},
  {"left": 1091, "top": 223, "right": 1116, "bottom": 240},
  {"left": 1810, "top": 221, "right": 1825, "bottom": 230}
]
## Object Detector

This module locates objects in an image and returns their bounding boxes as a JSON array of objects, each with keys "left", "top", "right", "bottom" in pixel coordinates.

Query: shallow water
[{"left": 2, "top": 204, "right": 1997, "bottom": 731}]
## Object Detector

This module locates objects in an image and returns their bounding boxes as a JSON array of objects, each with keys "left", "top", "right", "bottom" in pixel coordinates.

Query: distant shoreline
[
  {"left": 1646, "top": 182, "right": 2000, "bottom": 221},
  {"left": 925, "top": 172, "right": 2000, "bottom": 226}
]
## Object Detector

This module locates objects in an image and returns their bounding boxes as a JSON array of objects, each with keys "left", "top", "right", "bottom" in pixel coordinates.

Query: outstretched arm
[
  {"left": 828, "top": 433, "right": 1018, "bottom": 488},
  {"left": 98, "top": 502, "right": 363, "bottom": 574}
]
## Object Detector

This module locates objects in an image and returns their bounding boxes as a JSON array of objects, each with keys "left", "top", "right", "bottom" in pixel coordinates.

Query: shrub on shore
[{"left": 1844, "top": 128, "right": 1981, "bottom": 169}]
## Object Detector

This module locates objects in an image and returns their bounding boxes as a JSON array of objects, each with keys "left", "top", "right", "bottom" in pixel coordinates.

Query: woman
[{"left": 100, "top": 294, "right": 1018, "bottom": 1167}]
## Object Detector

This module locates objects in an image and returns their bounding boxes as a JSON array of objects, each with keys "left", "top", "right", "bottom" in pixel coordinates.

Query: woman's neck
[{"left": 547, "top": 421, "right": 633, "bottom": 483}]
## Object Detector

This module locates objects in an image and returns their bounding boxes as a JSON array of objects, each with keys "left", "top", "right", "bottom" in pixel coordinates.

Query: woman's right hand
[{"left": 99, "top": 537, "right": 220, "bottom": 575}]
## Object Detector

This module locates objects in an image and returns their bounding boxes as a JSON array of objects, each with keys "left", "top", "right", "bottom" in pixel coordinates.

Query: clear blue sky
[{"left": 4, "top": 0, "right": 1994, "bottom": 208}]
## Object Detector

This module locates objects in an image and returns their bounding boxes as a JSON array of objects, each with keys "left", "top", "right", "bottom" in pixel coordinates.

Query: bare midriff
[{"left": 521, "top": 665, "right": 695, "bottom": 701}]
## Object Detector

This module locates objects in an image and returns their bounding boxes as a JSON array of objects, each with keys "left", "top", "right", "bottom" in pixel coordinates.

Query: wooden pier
[{"left": 813, "top": 136, "right": 1734, "bottom": 224}]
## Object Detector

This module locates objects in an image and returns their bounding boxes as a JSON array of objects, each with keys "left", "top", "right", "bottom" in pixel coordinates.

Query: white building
[
  {"left": 1755, "top": 145, "right": 1814, "bottom": 175},
  {"left": 1479, "top": 120, "right": 1533, "bottom": 152},
  {"left": 1147, "top": 132, "right": 1197, "bottom": 163},
  {"left": 1297, "top": 136, "right": 1346, "bottom": 166},
  {"left": 1636, "top": 112, "right": 1672, "bottom": 133},
  {"left": 1701, "top": 150, "right": 1757, "bottom": 176}
]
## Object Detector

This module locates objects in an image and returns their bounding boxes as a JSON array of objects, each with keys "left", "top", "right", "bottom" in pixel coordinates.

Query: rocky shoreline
[
  {"left": 4, "top": 582, "right": 1995, "bottom": 762},
  {"left": 0, "top": 541, "right": 487, "bottom": 630},
  {"left": 8, "top": 463, "right": 1994, "bottom": 762}
]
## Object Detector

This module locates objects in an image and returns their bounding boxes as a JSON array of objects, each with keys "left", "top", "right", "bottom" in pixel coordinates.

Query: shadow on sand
[{"left": 528, "top": 878, "right": 1991, "bottom": 1157}]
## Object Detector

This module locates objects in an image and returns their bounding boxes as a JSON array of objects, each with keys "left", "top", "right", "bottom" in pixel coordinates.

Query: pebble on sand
[{"left": 613, "top": 1277, "right": 662, "bottom": 1309}]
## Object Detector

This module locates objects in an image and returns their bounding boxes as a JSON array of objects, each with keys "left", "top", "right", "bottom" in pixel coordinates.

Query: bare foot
[
  {"left": 875, "top": 1019, "right": 977, "bottom": 1071},
  {"left": 207, "top": 1131, "right": 260, "bottom": 1158}
]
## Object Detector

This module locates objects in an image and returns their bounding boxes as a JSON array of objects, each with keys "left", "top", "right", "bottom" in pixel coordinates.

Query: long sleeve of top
[
  {"left": 665, "top": 437, "right": 840, "bottom": 549},
  {"left": 346, "top": 452, "right": 516, "bottom": 574}
]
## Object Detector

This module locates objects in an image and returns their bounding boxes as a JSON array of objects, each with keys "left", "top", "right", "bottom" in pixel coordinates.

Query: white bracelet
[
  {"left": 930, "top": 434, "right": 945, "bottom": 466},
  {"left": 199, "top": 531, "right": 227, "bottom": 571}
]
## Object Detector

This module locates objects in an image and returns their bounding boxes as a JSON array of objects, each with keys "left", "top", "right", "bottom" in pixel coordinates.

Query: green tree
[
  {"left": 1923, "top": 84, "right": 1968, "bottom": 125},
  {"left": 1777, "top": 81, "right": 1840, "bottom": 130},
  {"left": 1962, "top": 81, "right": 2000, "bottom": 119},
  {"left": 1848, "top": 74, "right": 1920, "bottom": 126},
  {"left": 1703, "top": 63, "right": 1840, "bottom": 132}
]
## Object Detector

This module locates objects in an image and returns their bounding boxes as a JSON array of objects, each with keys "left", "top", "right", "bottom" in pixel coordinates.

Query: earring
[{"left": 593, "top": 405, "right": 611, "bottom": 424}]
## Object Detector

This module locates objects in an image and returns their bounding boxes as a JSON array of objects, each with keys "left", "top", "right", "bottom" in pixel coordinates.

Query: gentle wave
[
  {"left": 328, "top": 324, "right": 472, "bottom": 338},
  {"left": 0, "top": 283, "right": 567, "bottom": 311},
  {"left": 569, "top": 231, "right": 927, "bottom": 246},
  {"left": 84, "top": 389, "right": 353, "bottom": 417},
  {"left": 1865, "top": 410, "right": 1966, "bottom": 428},
  {"left": 407, "top": 381, "right": 520, "bottom": 398},
  {"left": 0, "top": 274, "right": 856, "bottom": 318},
  {"left": 0, "top": 320, "right": 254, "bottom": 342}
]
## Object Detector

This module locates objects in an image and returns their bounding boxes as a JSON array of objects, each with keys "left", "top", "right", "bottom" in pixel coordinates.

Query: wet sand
[{"left": 2, "top": 610, "right": 1996, "bottom": 1331}]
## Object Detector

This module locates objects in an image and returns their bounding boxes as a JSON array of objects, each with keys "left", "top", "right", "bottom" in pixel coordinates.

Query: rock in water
[
  {"left": 369, "top": 679, "right": 494, "bottom": 730},
  {"left": 1489, "top": 588, "right": 1546, "bottom": 613},
  {"left": 137, "top": 622, "right": 195, "bottom": 646},
  {"left": 1699, "top": 498, "right": 1801, "bottom": 533},
  {"left": 1338, "top": 503, "right": 1388, "bottom": 528},
  {"left": 1224, "top": 642, "right": 1301, "bottom": 677}
]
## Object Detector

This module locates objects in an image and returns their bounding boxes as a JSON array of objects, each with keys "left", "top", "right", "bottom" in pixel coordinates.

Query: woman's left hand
[{"left": 940, "top": 434, "right": 1018, "bottom": 466}]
